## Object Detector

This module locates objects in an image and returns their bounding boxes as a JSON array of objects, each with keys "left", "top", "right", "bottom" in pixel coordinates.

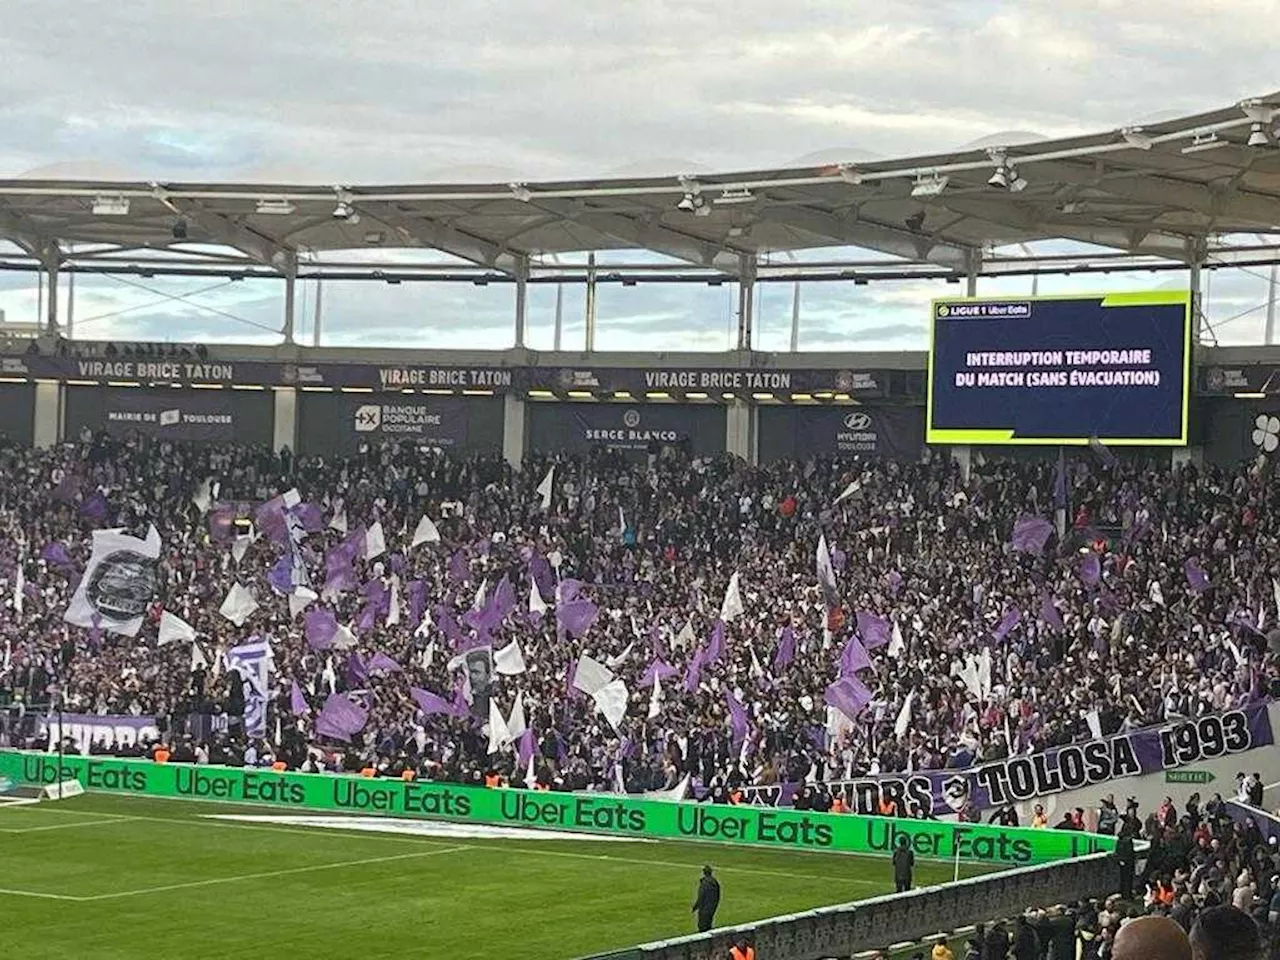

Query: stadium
[{"left": 1, "top": 14, "right": 1279, "bottom": 959}]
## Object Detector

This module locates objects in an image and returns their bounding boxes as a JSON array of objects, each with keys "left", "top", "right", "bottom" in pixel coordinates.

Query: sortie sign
[{"left": 0, "top": 751, "right": 1113, "bottom": 866}]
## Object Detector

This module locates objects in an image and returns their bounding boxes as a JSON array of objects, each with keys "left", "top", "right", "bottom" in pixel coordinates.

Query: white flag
[
  {"left": 219, "top": 583, "right": 258, "bottom": 627},
  {"left": 411, "top": 515, "right": 441, "bottom": 548},
  {"left": 329, "top": 508, "right": 348, "bottom": 536},
  {"left": 618, "top": 505, "right": 627, "bottom": 537},
  {"left": 231, "top": 533, "right": 254, "bottom": 565},
  {"left": 192, "top": 477, "right": 214, "bottom": 515},
  {"left": 1273, "top": 579, "right": 1280, "bottom": 623},
  {"left": 834, "top": 479, "right": 860, "bottom": 506},
  {"left": 648, "top": 671, "right": 663, "bottom": 719},
  {"left": 364, "top": 521, "right": 386, "bottom": 561},
  {"left": 487, "top": 697, "right": 512, "bottom": 755},
  {"left": 190, "top": 641, "right": 209, "bottom": 673},
  {"left": 506, "top": 690, "right": 527, "bottom": 740},
  {"left": 572, "top": 654, "right": 614, "bottom": 697},
  {"left": 748, "top": 644, "right": 765, "bottom": 680},
  {"left": 536, "top": 466, "right": 555, "bottom": 510},
  {"left": 671, "top": 620, "right": 695, "bottom": 651},
  {"left": 592, "top": 679, "right": 629, "bottom": 732},
  {"left": 888, "top": 621, "right": 906, "bottom": 660},
  {"left": 288, "top": 585, "right": 317, "bottom": 619},
  {"left": 719, "top": 571, "right": 744, "bottom": 623},
  {"left": 158, "top": 610, "right": 197, "bottom": 646},
  {"left": 894, "top": 691, "right": 915, "bottom": 738},
  {"left": 331, "top": 622, "right": 357, "bottom": 650},
  {"left": 12, "top": 560, "right": 23, "bottom": 617},
  {"left": 494, "top": 639, "right": 527, "bottom": 675},
  {"left": 605, "top": 642, "right": 634, "bottom": 669},
  {"left": 529, "top": 578, "right": 547, "bottom": 616},
  {"left": 64, "top": 525, "right": 162, "bottom": 637},
  {"left": 387, "top": 576, "right": 402, "bottom": 626},
  {"left": 1084, "top": 709, "right": 1103, "bottom": 740}
]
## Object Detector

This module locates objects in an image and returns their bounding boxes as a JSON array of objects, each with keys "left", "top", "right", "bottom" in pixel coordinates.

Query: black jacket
[
  {"left": 893, "top": 846, "right": 915, "bottom": 880},
  {"left": 693, "top": 876, "right": 721, "bottom": 916}
]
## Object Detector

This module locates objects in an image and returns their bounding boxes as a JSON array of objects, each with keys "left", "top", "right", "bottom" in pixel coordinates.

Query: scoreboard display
[{"left": 926, "top": 291, "right": 1191, "bottom": 446}]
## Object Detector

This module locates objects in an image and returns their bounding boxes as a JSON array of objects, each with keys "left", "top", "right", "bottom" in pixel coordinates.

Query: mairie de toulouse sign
[{"left": 742, "top": 705, "right": 1272, "bottom": 816}]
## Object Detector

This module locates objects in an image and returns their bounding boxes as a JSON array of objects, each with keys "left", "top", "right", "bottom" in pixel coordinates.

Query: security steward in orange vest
[{"left": 730, "top": 937, "right": 756, "bottom": 960}]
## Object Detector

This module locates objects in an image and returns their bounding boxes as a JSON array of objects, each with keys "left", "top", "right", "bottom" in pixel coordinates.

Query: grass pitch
[{"left": 0, "top": 793, "right": 993, "bottom": 960}]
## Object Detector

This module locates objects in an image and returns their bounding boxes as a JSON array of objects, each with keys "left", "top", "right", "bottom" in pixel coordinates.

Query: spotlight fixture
[
  {"left": 986, "top": 149, "right": 1027, "bottom": 192},
  {"left": 509, "top": 183, "right": 533, "bottom": 202},
  {"left": 255, "top": 199, "right": 296, "bottom": 215},
  {"left": 91, "top": 195, "right": 130, "bottom": 216},
  {"left": 1120, "top": 127, "right": 1153, "bottom": 150},
  {"left": 714, "top": 188, "right": 754, "bottom": 205},
  {"left": 1246, "top": 122, "right": 1272, "bottom": 148},
  {"left": 171, "top": 218, "right": 189, "bottom": 240},
  {"left": 1182, "top": 134, "right": 1227, "bottom": 154},
  {"left": 677, "top": 192, "right": 709, "bottom": 216},
  {"left": 987, "top": 167, "right": 1009, "bottom": 189},
  {"left": 836, "top": 163, "right": 862, "bottom": 185},
  {"left": 332, "top": 200, "right": 353, "bottom": 219},
  {"left": 909, "top": 174, "right": 948, "bottom": 198}
]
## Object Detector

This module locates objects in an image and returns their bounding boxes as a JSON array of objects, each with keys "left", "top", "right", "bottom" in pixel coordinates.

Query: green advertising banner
[{"left": 0, "top": 751, "right": 1114, "bottom": 866}]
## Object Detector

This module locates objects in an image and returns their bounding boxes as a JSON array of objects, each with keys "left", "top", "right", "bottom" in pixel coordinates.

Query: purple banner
[
  {"left": 100, "top": 391, "right": 238, "bottom": 441},
  {"left": 741, "top": 705, "right": 1273, "bottom": 817}
]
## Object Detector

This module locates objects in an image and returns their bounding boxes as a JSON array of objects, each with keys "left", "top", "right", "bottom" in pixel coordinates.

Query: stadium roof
[{"left": 0, "top": 93, "right": 1278, "bottom": 274}]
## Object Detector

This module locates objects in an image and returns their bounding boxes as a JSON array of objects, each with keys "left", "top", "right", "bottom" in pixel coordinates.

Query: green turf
[{"left": 0, "top": 793, "right": 994, "bottom": 960}]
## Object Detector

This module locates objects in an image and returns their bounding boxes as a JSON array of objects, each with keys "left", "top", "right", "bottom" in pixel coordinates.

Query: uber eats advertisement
[
  {"left": 0, "top": 751, "right": 1113, "bottom": 865},
  {"left": 0, "top": 757, "right": 1111, "bottom": 870}
]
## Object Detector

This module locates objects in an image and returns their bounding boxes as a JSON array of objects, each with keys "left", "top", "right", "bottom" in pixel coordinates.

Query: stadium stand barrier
[{"left": 577, "top": 848, "right": 1124, "bottom": 960}]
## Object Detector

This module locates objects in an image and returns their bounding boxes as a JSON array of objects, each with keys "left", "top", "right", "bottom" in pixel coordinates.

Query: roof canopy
[{"left": 1, "top": 93, "right": 1277, "bottom": 274}]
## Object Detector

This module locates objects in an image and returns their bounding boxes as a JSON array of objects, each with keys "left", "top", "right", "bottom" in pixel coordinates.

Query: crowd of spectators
[{"left": 0, "top": 433, "right": 1277, "bottom": 798}]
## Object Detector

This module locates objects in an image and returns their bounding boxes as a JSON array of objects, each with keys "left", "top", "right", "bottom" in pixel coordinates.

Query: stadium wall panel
[
  {"left": 63, "top": 385, "right": 273, "bottom": 446},
  {"left": 0, "top": 381, "right": 35, "bottom": 446},
  {"left": 295, "top": 392, "right": 503, "bottom": 456},
  {"left": 526, "top": 403, "right": 725, "bottom": 456},
  {"left": 757, "top": 406, "right": 923, "bottom": 461}
]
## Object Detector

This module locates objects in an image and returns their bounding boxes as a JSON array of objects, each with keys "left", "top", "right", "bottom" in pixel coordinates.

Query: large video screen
[{"left": 926, "top": 291, "right": 1191, "bottom": 446}]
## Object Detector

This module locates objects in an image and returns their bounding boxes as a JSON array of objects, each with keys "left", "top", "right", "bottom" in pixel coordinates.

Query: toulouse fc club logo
[{"left": 87, "top": 550, "right": 159, "bottom": 622}]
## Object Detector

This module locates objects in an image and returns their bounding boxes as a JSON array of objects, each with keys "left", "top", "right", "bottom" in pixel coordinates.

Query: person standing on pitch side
[
  {"left": 893, "top": 835, "right": 915, "bottom": 893},
  {"left": 692, "top": 865, "right": 721, "bottom": 932}
]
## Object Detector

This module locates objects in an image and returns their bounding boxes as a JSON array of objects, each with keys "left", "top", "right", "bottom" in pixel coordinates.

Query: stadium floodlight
[
  {"left": 91, "top": 195, "right": 130, "bottom": 216},
  {"left": 714, "top": 188, "right": 754, "bottom": 205},
  {"left": 1240, "top": 99, "right": 1278, "bottom": 148},
  {"left": 1247, "top": 123, "right": 1270, "bottom": 147},
  {"left": 332, "top": 199, "right": 353, "bottom": 218},
  {"left": 1181, "top": 134, "right": 1227, "bottom": 154},
  {"left": 509, "top": 183, "right": 533, "bottom": 202},
  {"left": 255, "top": 199, "right": 295, "bottom": 215},
  {"left": 987, "top": 167, "right": 1009, "bottom": 189},
  {"left": 1120, "top": 127, "right": 1153, "bottom": 150},
  {"left": 837, "top": 164, "right": 862, "bottom": 185},
  {"left": 910, "top": 174, "right": 948, "bottom": 198},
  {"left": 1008, "top": 172, "right": 1028, "bottom": 192},
  {"left": 676, "top": 193, "right": 697, "bottom": 212}
]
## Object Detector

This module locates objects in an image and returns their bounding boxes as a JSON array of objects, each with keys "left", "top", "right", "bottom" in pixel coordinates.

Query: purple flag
[
  {"left": 725, "top": 690, "right": 749, "bottom": 747},
  {"left": 363, "top": 578, "right": 390, "bottom": 616},
  {"left": 1079, "top": 553, "right": 1101, "bottom": 587},
  {"left": 304, "top": 608, "right": 339, "bottom": 650},
  {"left": 840, "top": 634, "right": 872, "bottom": 676},
  {"left": 830, "top": 545, "right": 847, "bottom": 572},
  {"left": 290, "top": 680, "right": 310, "bottom": 716},
  {"left": 773, "top": 627, "right": 796, "bottom": 671},
  {"left": 704, "top": 620, "right": 725, "bottom": 664},
  {"left": 557, "top": 599, "right": 599, "bottom": 639},
  {"left": 1185, "top": 558, "right": 1210, "bottom": 594},
  {"left": 824, "top": 675, "right": 872, "bottom": 721},
  {"left": 516, "top": 727, "right": 537, "bottom": 770},
  {"left": 40, "top": 542, "right": 72, "bottom": 569},
  {"left": 1089, "top": 435, "right": 1119, "bottom": 469},
  {"left": 267, "top": 555, "right": 294, "bottom": 595},
  {"left": 528, "top": 554, "right": 555, "bottom": 604},
  {"left": 296, "top": 502, "right": 325, "bottom": 533},
  {"left": 886, "top": 570, "right": 903, "bottom": 597},
  {"left": 79, "top": 490, "right": 109, "bottom": 524},
  {"left": 345, "top": 653, "right": 368, "bottom": 687},
  {"left": 254, "top": 496, "right": 289, "bottom": 545},
  {"left": 355, "top": 603, "right": 377, "bottom": 634},
  {"left": 638, "top": 658, "right": 679, "bottom": 687},
  {"left": 435, "top": 607, "right": 464, "bottom": 647},
  {"left": 315, "top": 694, "right": 368, "bottom": 741},
  {"left": 368, "top": 652, "right": 401, "bottom": 674},
  {"left": 1039, "top": 593, "right": 1064, "bottom": 631},
  {"left": 448, "top": 549, "right": 469, "bottom": 584},
  {"left": 558, "top": 579, "right": 584, "bottom": 603},
  {"left": 683, "top": 649, "right": 705, "bottom": 693},
  {"left": 410, "top": 686, "right": 464, "bottom": 718},
  {"left": 993, "top": 606, "right": 1022, "bottom": 641},
  {"left": 1010, "top": 515, "right": 1054, "bottom": 554},
  {"left": 407, "top": 580, "right": 427, "bottom": 627},
  {"left": 855, "top": 611, "right": 891, "bottom": 650},
  {"left": 323, "top": 548, "right": 357, "bottom": 595}
]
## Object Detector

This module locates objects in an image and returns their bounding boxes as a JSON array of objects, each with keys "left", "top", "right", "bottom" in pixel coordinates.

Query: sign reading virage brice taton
[
  {"left": 927, "top": 291, "right": 1191, "bottom": 446},
  {"left": 0, "top": 752, "right": 1112, "bottom": 865}
]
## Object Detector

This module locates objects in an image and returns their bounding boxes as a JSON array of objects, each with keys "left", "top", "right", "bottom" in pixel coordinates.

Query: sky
[{"left": 0, "top": 0, "right": 1277, "bottom": 350}]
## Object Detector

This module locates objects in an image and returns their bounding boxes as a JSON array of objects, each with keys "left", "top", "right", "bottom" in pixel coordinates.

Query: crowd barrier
[
  {"left": 0, "top": 751, "right": 1115, "bottom": 866},
  {"left": 579, "top": 850, "right": 1122, "bottom": 960}
]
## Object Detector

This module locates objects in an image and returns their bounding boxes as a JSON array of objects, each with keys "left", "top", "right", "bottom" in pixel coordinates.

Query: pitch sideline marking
[
  {"left": 0, "top": 886, "right": 84, "bottom": 901},
  {"left": 0, "top": 816, "right": 141, "bottom": 834}
]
